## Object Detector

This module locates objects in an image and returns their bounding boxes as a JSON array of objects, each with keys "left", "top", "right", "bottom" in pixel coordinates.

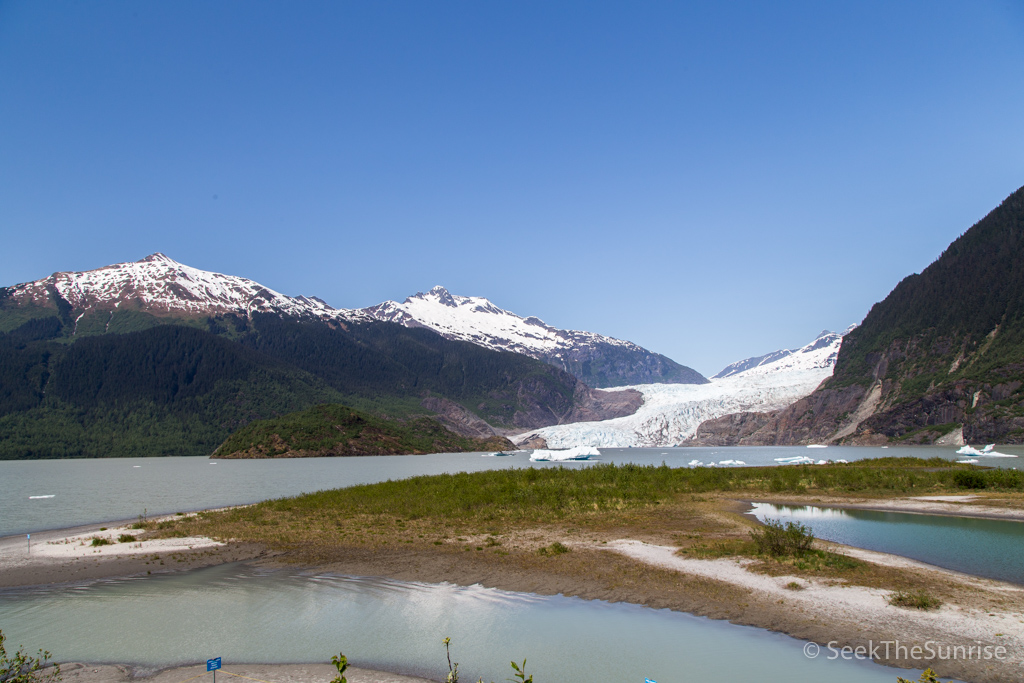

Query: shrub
[
  {"left": 117, "top": 534, "right": 136, "bottom": 543},
  {"left": 329, "top": 652, "right": 348, "bottom": 683},
  {"left": 0, "top": 630, "right": 61, "bottom": 683},
  {"left": 749, "top": 520, "right": 814, "bottom": 556},
  {"left": 90, "top": 537, "right": 112, "bottom": 547},
  {"left": 538, "top": 542, "right": 570, "bottom": 556},
  {"left": 897, "top": 667, "right": 942, "bottom": 682},
  {"left": 888, "top": 589, "right": 942, "bottom": 610},
  {"left": 952, "top": 470, "right": 987, "bottom": 489}
]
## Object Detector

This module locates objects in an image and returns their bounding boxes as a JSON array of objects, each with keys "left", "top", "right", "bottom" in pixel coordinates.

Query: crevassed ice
[{"left": 521, "top": 330, "right": 845, "bottom": 449}]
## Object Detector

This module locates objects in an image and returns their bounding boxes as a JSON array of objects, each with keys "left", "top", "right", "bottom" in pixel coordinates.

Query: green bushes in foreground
[
  {"left": 0, "top": 631, "right": 60, "bottom": 683},
  {"left": 749, "top": 520, "right": 814, "bottom": 556}
]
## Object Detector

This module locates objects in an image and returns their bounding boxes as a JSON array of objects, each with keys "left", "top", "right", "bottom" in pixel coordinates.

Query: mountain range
[
  {"left": 9, "top": 178, "right": 1017, "bottom": 460},
  {"left": 2, "top": 253, "right": 705, "bottom": 389},
  {"left": 0, "top": 254, "right": 694, "bottom": 458},
  {"left": 363, "top": 286, "right": 705, "bottom": 388}
]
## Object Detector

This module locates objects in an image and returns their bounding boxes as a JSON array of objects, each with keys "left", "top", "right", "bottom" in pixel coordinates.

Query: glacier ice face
[{"left": 517, "top": 328, "right": 850, "bottom": 449}]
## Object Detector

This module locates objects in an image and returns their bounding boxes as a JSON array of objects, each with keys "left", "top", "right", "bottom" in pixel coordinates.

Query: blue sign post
[{"left": 207, "top": 657, "right": 221, "bottom": 683}]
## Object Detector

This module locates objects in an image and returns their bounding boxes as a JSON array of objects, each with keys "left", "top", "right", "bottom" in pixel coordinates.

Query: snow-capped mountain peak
[
  {"left": 5, "top": 253, "right": 364, "bottom": 322},
  {"left": 360, "top": 286, "right": 708, "bottom": 388},
  {"left": 712, "top": 327, "right": 851, "bottom": 380}
]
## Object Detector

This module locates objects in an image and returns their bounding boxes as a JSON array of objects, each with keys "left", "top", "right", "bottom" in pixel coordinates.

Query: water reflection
[
  {"left": 750, "top": 503, "right": 1024, "bottom": 584},
  {"left": 0, "top": 563, "right": 916, "bottom": 683}
]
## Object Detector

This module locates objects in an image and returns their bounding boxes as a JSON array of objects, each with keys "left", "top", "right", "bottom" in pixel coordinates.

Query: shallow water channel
[
  {"left": 0, "top": 562, "right": 922, "bottom": 683},
  {"left": 750, "top": 503, "right": 1024, "bottom": 585}
]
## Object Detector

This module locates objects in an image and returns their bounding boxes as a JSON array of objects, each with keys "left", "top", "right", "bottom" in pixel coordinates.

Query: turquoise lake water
[
  {"left": 0, "top": 563, "right": 923, "bottom": 683},
  {"left": 750, "top": 503, "right": 1024, "bottom": 585}
]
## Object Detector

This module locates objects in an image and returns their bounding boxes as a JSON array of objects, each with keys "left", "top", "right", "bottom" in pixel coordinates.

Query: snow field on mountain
[
  {"left": 11, "top": 253, "right": 368, "bottom": 322},
  {"left": 366, "top": 286, "right": 636, "bottom": 358}
]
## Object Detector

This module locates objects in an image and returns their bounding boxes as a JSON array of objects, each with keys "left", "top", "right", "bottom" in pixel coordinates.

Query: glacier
[{"left": 515, "top": 329, "right": 849, "bottom": 449}]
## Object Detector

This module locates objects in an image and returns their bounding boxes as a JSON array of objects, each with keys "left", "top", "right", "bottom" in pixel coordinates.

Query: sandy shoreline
[
  {"left": 55, "top": 662, "right": 431, "bottom": 683},
  {"left": 6, "top": 496, "right": 1024, "bottom": 682},
  {"left": 0, "top": 514, "right": 268, "bottom": 588}
]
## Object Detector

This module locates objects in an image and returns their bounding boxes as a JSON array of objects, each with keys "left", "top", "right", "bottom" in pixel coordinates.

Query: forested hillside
[
  {"left": 0, "top": 313, "right": 584, "bottom": 459},
  {"left": 694, "top": 184, "right": 1024, "bottom": 445},
  {"left": 213, "top": 404, "right": 513, "bottom": 458}
]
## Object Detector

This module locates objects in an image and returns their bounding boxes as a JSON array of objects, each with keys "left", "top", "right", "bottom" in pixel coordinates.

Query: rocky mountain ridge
[
  {"left": 2, "top": 252, "right": 366, "bottom": 324},
  {"left": 691, "top": 184, "right": 1024, "bottom": 446},
  {"left": 1, "top": 255, "right": 701, "bottom": 389},
  {"left": 361, "top": 286, "right": 707, "bottom": 388}
]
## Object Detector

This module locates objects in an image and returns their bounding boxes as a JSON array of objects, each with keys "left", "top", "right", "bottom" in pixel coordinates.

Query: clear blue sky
[{"left": 2, "top": 1, "right": 1023, "bottom": 376}]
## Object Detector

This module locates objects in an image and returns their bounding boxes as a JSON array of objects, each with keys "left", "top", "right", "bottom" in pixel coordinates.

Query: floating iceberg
[
  {"left": 806, "top": 444, "right": 828, "bottom": 449},
  {"left": 483, "top": 451, "right": 517, "bottom": 457},
  {"left": 774, "top": 455, "right": 817, "bottom": 465},
  {"left": 956, "top": 444, "right": 1017, "bottom": 458},
  {"left": 717, "top": 459, "right": 747, "bottom": 466},
  {"left": 530, "top": 446, "right": 600, "bottom": 462},
  {"left": 957, "top": 459, "right": 979, "bottom": 464},
  {"left": 29, "top": 495, "right": 55, "bottom": 499}
]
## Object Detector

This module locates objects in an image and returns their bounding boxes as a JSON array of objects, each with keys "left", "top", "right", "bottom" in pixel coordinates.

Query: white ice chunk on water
[
  {"left": 956, "top": 444, "right": 1017, "bottom": 458},
  {"left": 29, "top": 495, "right": 55, "bottom": 499},
  {"left": 530, "top": 446, "right": 600, "bottom": 461},
  {"left": 717, "top": 460, "right": 747, "bottom": 466},
  {"left": 774, "top": 456, "right": 816, "bottom": 465}
]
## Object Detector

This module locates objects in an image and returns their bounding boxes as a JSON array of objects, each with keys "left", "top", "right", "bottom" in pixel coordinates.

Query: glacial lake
[
  {"left": 750, "top": 502, "right": 1024, "bottom": 585},
  {"left": 3, "top": 445, "right": 1018, "bottom": 538},
  {"left": 0, "top": 562, "right": 923, "bottom": 683}
]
